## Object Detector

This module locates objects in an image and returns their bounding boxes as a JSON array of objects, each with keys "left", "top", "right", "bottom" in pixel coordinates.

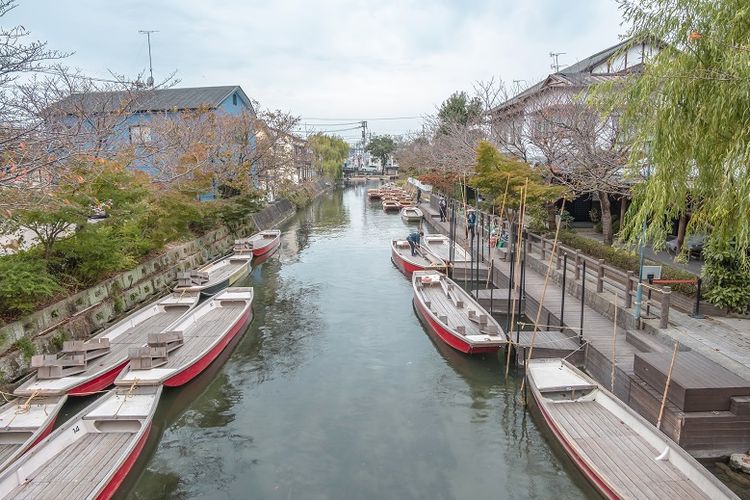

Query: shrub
[
  {"left": 14, "top": 336, "right": 36, "bottom": 362},
  {"left": 51, "top": 225, "right": 135, "bottom": 286},
  {"left": 702, "top": 240, "right": 750, "bottom": 313},
  {"left": 0, "top": 254, "right": 61, "bottom": 317}
]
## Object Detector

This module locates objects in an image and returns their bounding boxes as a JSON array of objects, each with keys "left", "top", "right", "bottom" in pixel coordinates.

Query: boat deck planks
[
  {"left": 10, "top": 432, "right": 132, "bottom": 499},
  {"left": 202, "top": 260, "right": 247, "bottom": 285},
  {"left": 419, "top": 284, "right": 484, "bottom": 338},
  {"left": 547, "top": 400, "right": 710, "bottom": 499},
  {"left": 0, "top": 445, "right": 19, "bottom": 466}
]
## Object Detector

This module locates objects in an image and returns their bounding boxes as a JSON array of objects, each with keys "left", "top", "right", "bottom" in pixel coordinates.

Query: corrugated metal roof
[{"left": 51, "top": 85, "right": 248, "bottom": 115}]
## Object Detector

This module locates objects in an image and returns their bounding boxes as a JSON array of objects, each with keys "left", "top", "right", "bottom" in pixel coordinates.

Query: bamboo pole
[
  {"left": 505, "top": 179, "right": 528, "bottom": 378},
  {"left": 656, "top": 341, "right": 679, "bottom": 430},
  {"left": 611, "top": 294, "right": 619, "bottom": 392},
  {"left": 518, "top": 201, "right": 565, "bottom": 400}
]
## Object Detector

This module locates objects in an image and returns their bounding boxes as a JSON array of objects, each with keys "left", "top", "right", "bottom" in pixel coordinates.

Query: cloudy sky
[{"left": 13, "top": 0, "right": 627, "bottom": 140}]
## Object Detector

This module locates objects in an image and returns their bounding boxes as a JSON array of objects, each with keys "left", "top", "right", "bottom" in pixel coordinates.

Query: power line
[{"left": 301, "top": 115, "right": 421, "bottom": 121}]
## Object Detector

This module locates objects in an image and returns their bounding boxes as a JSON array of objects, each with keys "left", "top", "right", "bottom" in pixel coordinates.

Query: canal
[{"left": 123, "top": 184, "right": 593, "bottom": 499}]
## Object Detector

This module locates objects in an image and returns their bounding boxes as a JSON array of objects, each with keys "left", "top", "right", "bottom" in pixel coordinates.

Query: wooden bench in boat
[
  {"left": 128, "top": 331, "right": 185, "bottom": 370},
  {"left": 176, "top": 270, "right": 210, "bottom": 287},
  {"left": 31, "top": 338, "right": 112, "bottom": 379},
  {"left": 233, "top": 240, "right": 253, "bottom": 252}
]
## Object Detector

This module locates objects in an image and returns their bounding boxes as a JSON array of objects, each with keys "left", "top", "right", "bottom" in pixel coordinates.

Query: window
[
  {"left": 233, "top": 94, "right": 237, "bottom": 106},
  {"left": 129, "top": 125, "right": 152, "bottom": 144}
]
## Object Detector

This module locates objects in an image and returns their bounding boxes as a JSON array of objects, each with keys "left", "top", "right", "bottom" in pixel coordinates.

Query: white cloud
[{"left": 14, "top": 0, "right": 626, "bottom": 137}]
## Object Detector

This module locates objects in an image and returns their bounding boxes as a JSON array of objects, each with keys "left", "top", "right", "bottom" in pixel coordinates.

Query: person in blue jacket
[
  {"left": 467, "top": 209, "right": 477, "bottom": 239},
  {"left": 406, "top": 231, "right": 424, "bottom": 256}
]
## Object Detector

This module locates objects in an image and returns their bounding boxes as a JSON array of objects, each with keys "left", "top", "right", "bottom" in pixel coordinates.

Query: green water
[{"left": 122, "top": 185, "right": 593, "bottom": 499}]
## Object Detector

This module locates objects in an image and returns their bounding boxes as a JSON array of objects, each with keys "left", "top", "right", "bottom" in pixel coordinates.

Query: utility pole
[
  {"left": 549, "top": 51, "right": 566, "bottom": 73},
  {"left": 139, "top": 30, "right": 159, "bottom": 86}
]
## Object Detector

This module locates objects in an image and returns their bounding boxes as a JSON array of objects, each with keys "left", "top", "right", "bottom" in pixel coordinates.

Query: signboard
[{"left": 642, "top": 265, "right": 662, "bottom": 280}]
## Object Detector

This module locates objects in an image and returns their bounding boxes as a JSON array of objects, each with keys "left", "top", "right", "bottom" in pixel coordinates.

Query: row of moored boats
[
  {"left": 382, "top": 190, "right": 738, "bottom": 499},
  {"left": 0, "top": 229, "right": 281, "bottom": 499}
]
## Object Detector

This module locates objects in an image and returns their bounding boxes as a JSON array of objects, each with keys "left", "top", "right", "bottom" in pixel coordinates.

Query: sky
[{"left": 13, "top": 0, "right": 627, "bottom": 141}]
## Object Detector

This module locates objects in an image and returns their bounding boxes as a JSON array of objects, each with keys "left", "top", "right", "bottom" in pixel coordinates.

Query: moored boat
[
  {"left": 412, "top": 271, "right": 505, "bottom": 354},
  {"left": 391, "top": 240, "right": 446, "bottom": 277},
  {"left": 239, "top": 229, "right": 281, "bottom": 257},
  {"left": 367, "top": 188, "right": 382, "bottom": 200},
  {"left": 14, "top": 293, "right": 199, "bottom": 397},
  {"left": 400, "top": 206, "right": 423, "bottom": 222},
  {"left": 175, "top": 250, "right": 252, "bottom": 298},
  {"left": 0, "top": 386, "right": 162, "bottom": 500},
  {"left": 115, "top": 287, "right": 253, "bottom": 388},
  {"left": 421, "top": 233, "right": 471, "bottom": 263},
  {"left": 526, "top": 358, "right": 739, "bottom": 500},
  {"left": 0, "top": 395, "right": 67, "bottom": 474},
  {"left": 382, "top": 200, "right": 400, "bottom": 212}
]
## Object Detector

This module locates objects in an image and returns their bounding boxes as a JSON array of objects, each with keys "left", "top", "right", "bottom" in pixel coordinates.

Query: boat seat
[
  {"left": 177, "top": 270, "right": 209, "bottom": 287},
  {"left": 32, "top": 353, "right": 88, "bottom": 379},
  {"left": 456, "top": 325, "right": 466, "bottom": 335},
  {"left": 61, "top": 338, "right": 111, "bottom": 361},
  {"left": 147, "top": 331, "right": 183, "bottom": 353},
  {"left": 468, "top": 310, "right": 488, "bottom": 326},
  {"left": 128, "top": 346, "right": 169, "bottom": 370}
]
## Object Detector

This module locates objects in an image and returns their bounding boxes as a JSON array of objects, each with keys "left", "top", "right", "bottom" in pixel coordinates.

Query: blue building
[{"left": 50, "top": 85, "right": 256, "bottom": 180}]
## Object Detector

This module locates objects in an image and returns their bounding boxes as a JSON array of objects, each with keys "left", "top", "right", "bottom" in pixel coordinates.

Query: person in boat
[
  {"left": 439, "top": 196, "right": 447, "bottom": 222},
  {"left": 467, "top": 209, "right": 477, "bottom": 239},
  {"left": 416, "top": 188, "right": 422, "bottom": 203},
  {"left": 406, "top": 231, "right": 424, "bottom": 256}
]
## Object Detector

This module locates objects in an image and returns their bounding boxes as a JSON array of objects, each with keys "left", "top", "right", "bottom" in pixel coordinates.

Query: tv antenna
[
  {"left": 138, "top": 30, "right": 159, "bottom": 86},
  {"left": 549, "top": 51, "right": 566, "bottom": 72}
]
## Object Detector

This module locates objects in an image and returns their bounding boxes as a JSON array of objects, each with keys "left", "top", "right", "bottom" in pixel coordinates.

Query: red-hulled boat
[
  {"left": 0, "top": 385, "right": 162, "bottom": 500},
  {"left": 14, "top": 292, "right": 199, "bottom": 398},
  {"left": 391, "top": 239, "right": 446, "bottom": 277},
  {"left": 115, "top": 287, "right": 253, "bottom": 388},
  {"left": 241, "top": 229, "right": 281, "bottom": 257},
  {"left": 412, "top": 271, "right": 505, "bottom": 354}
]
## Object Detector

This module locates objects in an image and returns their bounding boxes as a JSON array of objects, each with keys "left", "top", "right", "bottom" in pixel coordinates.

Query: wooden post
[
  {"left": 660, "top": 286, "right": 672, "bottom": 329},
  {"left": 575, "top": 251, "right": 581, "bottom": 280},
  {"left": 556, "top": 247, "right": 561, "bottom": 270},
  {"left": 540, "top": 237, "right": 546, "bottom": 260},
  {"left": 625, "top": 271, "right": 634, "bottom": 308},
  {"left": 657, "top": 341, "right": 679, "bottom": 430},
  {"left": 596, "top": 259, "right": 605, "bottom": 293}
]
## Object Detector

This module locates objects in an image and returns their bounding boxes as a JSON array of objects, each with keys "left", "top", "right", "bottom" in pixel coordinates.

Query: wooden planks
[
  {"left": 634, "top": 351, "right": 750, "bottom": 412},
  {"left": 10, "top": 432, "right": 132, "bottom": 499},
  {"left": 547, "top": 400, "right": 709, "bottom": 500}
]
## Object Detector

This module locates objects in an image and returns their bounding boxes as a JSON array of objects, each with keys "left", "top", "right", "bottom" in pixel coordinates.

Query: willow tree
[
  {"left": 599, "top": 1, "right": 750, "bottom": 255},
  {"left": 309, "top": 134, "right": 349, "bottom": 180}
]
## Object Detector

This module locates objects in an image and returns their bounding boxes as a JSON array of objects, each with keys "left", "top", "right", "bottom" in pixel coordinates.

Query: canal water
[{"left": 122, "top": 184, "right": 593, "bottom": 499}]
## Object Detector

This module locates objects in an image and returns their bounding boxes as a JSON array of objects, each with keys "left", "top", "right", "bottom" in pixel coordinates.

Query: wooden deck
[
  {"left": 201, "top": 259, "right": 247, "bottom": 286},
  {"left": 8, "top": 432, "right": 132, "bottom": 499},
  {"left": 0, "top": 445, "right": 19, "bottom": 467},
  {"left": 547, "top": 400, "right": 712, "bottom": 499},
  {"left": 423, "top": 235, "right": 471, "bottom": 263}
]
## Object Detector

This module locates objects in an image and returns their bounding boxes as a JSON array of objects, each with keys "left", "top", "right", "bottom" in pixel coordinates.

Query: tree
[
  {"left": 309, "top": 134, "right": 348, "bottom": 180},
  {"left": 437, "top": 91, "right": 483, "bottom": 133},
  {"left": 366, "top": 135, "right": 395, "bottom": 173},
  {"left": 600, "top": 0, "right": 750, "bottom": 255},
  {"left": 8, "top": 202, "right": 86, "bottom": 259}
]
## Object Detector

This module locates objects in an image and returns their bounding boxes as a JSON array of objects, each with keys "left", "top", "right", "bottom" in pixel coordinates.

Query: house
[
  {"left": 47, "top": 85, "right": 256, "bottom": 175},
  {"left": 254, "top": 123, "right": 314, "bottom": 201},
  {"left": 489, "top": 38, "right": 659, "bottom": 224}
]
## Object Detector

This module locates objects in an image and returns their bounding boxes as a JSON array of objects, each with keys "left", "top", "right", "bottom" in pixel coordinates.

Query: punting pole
[
  {"left": 505, "top": 180, "right": 528, "bottom": 378},
  {"left": 657, "top": 341, "right": 679, "bottom": 430},
  {"left": 611, "top": 293, "right": 619, "bottom": 392},
  {"left": 561, "top": 254, "right": 567, "bottom": 331},
  {"left": 579, "top": 260, "right": 586, "bottom": 344}
]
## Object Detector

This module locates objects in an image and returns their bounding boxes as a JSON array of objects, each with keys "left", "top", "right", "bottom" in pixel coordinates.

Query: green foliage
[
  {"left": 209, "top": 194, "right": 263, "bottom": 235},
  {"left": 470, "top": 141, "right": 568, "bottom": 211},
  {"left": 0, "top": 254, "right": 60, "bottom": 317},
  {"left": 49, "top": 331, "right": 68, "bottom": 352},
  {"left": 558, "top": 230, "right": 699, "bottom": 296},
  {"left": 9, "top": 204, "right": 87, "bottom": 259},
  {"left": 702, "top": 239, "right": 750, "bottom": 313},
  {"left": 51, "top": 225, "right": 135, "bottom": 286},
  {"left": 596, "top": 0, "right": 750, "bottom": 259},
  {"left": 437, "top": 91, "right": 482, "bottom": 133},
  {"left": 309, "top": 134, "right": 349, "bottom": 180},
  {"left": 366, "top": 135, "right": 396, "bottom": 171},
  {"left": 13, "top": 336, "right": 36, "bottom": 362}
]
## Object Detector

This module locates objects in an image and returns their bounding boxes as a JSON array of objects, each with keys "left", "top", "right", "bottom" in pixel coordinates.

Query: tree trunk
[
  {"left": 676, "top": 212, "right": 688, "bottom": 252},
  {"left": 597, "top": 191, "right": 613, "bottom": 245},
  {"left": 619, "top": 196, "right": 628, "bottom": 226}
]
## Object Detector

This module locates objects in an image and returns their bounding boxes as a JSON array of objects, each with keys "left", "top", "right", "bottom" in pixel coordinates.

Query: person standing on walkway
[
  {"left": 439, "top": 196, "right": 447, "bottom": 222},
  {"left": 416, "top": 188, "right": 422, "bottom": 204},
  {"left": 467, "top": 209, "right": 477, "bottom": 239},
  {"left": 406, "top": 231, "right": 424, "bottom": 256}
]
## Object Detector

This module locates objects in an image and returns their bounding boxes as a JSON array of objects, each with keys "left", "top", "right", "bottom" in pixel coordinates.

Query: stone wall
[{"left": 0, "top": 197, "right": 301, "bottom": 385}]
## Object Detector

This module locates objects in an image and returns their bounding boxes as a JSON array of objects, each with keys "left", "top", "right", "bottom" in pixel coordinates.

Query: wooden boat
[
  {"left": 422, "top": 233, "right": 471, "bottom": 263},
  {"left": 115, "top": 287, "right": 253, "bottom": 388},
  {"left": 382, "top": 200, "right": 400, "bottom": 212},
  {"left": 239, "top": 229, "right": 281, "bottom": 257},
  {"left": 400, "top": 206, "right": 423, "bottom": 222},
  {"left": 367, "top": 188, "right": 382, "bottom": 200},
  {"left": 412, "top": 271, "right": 505, "bottom": 354},
  {"left": 15, "top": 293, "right": 199, "bottom": 397},
  {"left": 0, "top": 386, "right": 162, "bottom": 500},
  {"left": 0, "top": 395, "right": 67, "bottom": 474},
  {"left": 526, "top": 358, "right": 739, "bottom": 500},
  {"left": 391, "top": 240, "right": 446, "bottom": 277},
  {"left": 175, "top": 250, "right": 252, "bottom": 297}
]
